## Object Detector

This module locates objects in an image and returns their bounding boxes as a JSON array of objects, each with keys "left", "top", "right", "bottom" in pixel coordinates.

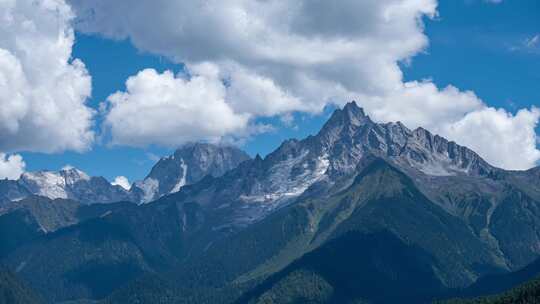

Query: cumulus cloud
[
  {"left": 111, "top": 176, "right": 131, "bottom": 190},
  {"left": 0, "top": 0, "right": 94, "bottom": 153},
  {"left": 358, "top": 81, "right": 484, "bottom": 131},
  {"left": 0, "top": 153, "right": 25, "bottom": 180},
  {"left": 70, "top": 0, "right": 436, "bottom": 103},
  {"left": 439, "top": 107, "right": 540, "bottom": 170},
  {"left": 69, "top": 0, "right": 540, "bottom": 169},
  {"left": 103, "top": 67, "right": 249, "bottom": 147}
]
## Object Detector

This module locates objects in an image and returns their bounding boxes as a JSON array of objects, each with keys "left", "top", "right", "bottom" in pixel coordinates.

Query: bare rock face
[
  {"left": 131, "top": 143, "right": 251, "bottom": 203},
  {"left": 314, "top": 101, "right": 495, "bottom": 178},
  {"left": 0, "top": 179, "right": 30, "bottom": 205},
  {"left": 0, "top": 167, "right": 132, "bottom": 206}
]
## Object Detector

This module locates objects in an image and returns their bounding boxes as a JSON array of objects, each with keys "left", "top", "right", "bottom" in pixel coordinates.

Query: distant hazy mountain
[
  {"left": 131, "top": 143, "right": 250, "bottom": 203},
  {"left": 2, "top": 102, "right": 540, "bottom": 304},
  {"left": 0, "top": 144, "right": 250, "bottom": 206},
  {"left": 0, "top": 167, "right": 132, "bottom": 205}
]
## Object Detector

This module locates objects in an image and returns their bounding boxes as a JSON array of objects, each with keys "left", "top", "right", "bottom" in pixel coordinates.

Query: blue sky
[
  {"left": 403, "top": 0, "right": 540, "bottom": 110},
  {"left": 6, "top": 0, "right": 540, "bottom": 182}
]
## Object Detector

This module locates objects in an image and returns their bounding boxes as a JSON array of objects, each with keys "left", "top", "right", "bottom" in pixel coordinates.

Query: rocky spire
[
  {"left": 317, "top": 101, "right": 373, "bottom": 141},
  {"left": 133, "top": 143, "right": 251, "bottom": 203},
  {"left": 333, "top": 101, "right": 370, "bottom": 126}
]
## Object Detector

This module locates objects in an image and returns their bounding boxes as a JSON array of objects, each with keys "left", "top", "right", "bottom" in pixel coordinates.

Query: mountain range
[
  {"left": 1, "top": 101, "right": 540, "bottom": 304},
  {"left": 0, "top": 143, "right": 250, "bottom": 206}
]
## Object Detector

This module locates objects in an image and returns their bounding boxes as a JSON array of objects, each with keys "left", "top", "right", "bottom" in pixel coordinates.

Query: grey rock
[
  {"left": 0, "top": 179, "right": 30, "bottom": 205},
  {"left": 131, "top": 143, "right": 250, "bottom": 203}
]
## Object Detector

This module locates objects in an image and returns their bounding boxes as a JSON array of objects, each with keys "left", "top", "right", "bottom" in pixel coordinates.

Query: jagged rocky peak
[
  {"left": 175, "top": 142, "right": 251, "bottom": 182},
  {"left": 342, "top": 100, "right": 367, "bottom": 120},
  {"left": 212, "top": 101, "right": 498, "bottom": 227},
  {"left": 239, "top": 101, "right": 496, "bottom": 212},
  {"left": 309, "top": 101, "right": 495, "bottom": 177},
  {"left": 18, "top": 167, "right": 89, "bottom": 200},
  {"left": 3, "top": 166, "right": 133, "bottom": 205},
  {"left": 319, "top": 101, "right": 372, "bottom": 136},
  {"left": 20, "top": 166, "right": 91, "bottom": 189},
  {"left": 133, "top": 142, "right": 251, "bottom": 203},
  {"left": 165, "top": 103, "right": 495, "bottom": 223},
  {"left": 404, "top": 126, "right": 494, "bottom": 176},
  {"left": 59, "top": 166, "right": 91, "bottom": 184}
]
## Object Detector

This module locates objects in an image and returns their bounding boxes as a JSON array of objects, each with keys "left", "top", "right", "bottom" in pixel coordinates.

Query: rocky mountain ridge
[
  {"left": 147, "top": 101, "right": 502, "bottom": 231},
  {"left": 0, "top": 144, "right": 251, "bottom": 206},
  {"left": 0, "top": 102, "right": 498, "bottom": 209}
]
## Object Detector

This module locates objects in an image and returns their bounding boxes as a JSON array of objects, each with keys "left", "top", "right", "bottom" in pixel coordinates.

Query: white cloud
[
  {"left": 69, "top": 0, "right": 540, "bottom": 169},
  {"left": 68, "top": 0, "right": 438, "bottom": 115},
  {"left": 103, "top": 67, "right": 249, "bottom": 147},
  {"left": 439, "top": 107, "right": 540, "bottom": 170},
  {"left": 359, "top": 81, "right": 485, "bottom": 131},
  {"left": 0, "top": 153, "right": 25, "bottom": 180},
  {"left": 222, "top": 63, "right": 307, "bottom": 116},
  {"left": 111, "top": 176, "right": 131, "bottom": 190},
  {"left": 0, "top": 0, "right": 94, "bottom": 153}
]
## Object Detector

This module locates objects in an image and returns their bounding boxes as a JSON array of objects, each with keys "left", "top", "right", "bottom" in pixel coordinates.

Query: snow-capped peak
[
  {"left": 17, "top": 167, "right": 90, "bottom": 199},
  {"left": 19, "top": 170, "right": 70, "bottom": 199},
  {"left": 60, "top": 166, "right": 91, "bottom": 184},
  {"left": 131, "top": 143, "right": 250, "bottom": 204},
  {"left": 11, "top": 166, "right": 133, "bottom": 204},
  {"left": 170, "top": 159, "right": 188, "bottom": 194}
]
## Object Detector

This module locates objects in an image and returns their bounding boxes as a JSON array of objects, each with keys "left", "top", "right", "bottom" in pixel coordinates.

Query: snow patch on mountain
[
  {"left": 170, "top": 159, "right": 188, "bottom": 193},
  {"left": 236, "top": 151, "right": 330, "bottom": 226},
  {"left": 19, "top": 171, "right": 69, "bottom": 199},
  {"left": 62, "top": 167, "right": 91, "bottom": 184},
  {"left": 135, "top": 178, "right": 159, "bottom": 204},
  {"left": 1, "top": 167, "right": 134, "bottom": 205}
]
